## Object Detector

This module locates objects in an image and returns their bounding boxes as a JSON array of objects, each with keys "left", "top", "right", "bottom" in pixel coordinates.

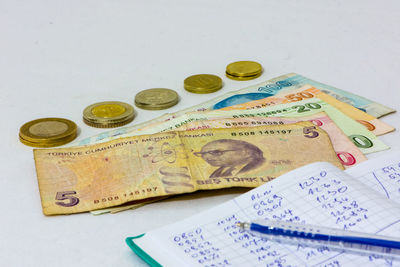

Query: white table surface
[{"left": 1, "top": 0, "right": 400, "bottom": 266}]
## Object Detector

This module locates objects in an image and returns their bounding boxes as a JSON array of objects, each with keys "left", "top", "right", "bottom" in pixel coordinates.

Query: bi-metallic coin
[
  {"left": 19, "top": 118, "right": 77, "bottom": 147},
  {"left": 83, "top": 101, "right": 135, "bottom": 128}
]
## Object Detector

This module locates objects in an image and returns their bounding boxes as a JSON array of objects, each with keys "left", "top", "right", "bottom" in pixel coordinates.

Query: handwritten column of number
[
  {"left": 299, "top": 170, "right": 369, "bottom": 230},
  {"left": 172, "top": 227, "right": 231, "bottom": 267}
]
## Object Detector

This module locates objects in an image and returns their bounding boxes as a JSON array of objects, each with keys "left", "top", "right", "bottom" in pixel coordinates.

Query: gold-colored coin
[
  {"left": 19, "top": 118, "right": 77, "bottom": 147},
  {"left": 91, "top": 104, "right": 126, "bottom": 118},
  {"left": 184, "top": 74, "right": 223, "bottom": 94},
  {"left": 135, "top": 88, "right": 179, "bottom": 110},
  {"left": 225, "top": 71, "right": 262, "bottom": 81},
  {"left": 226, "top": 61, "right": 263, "bottom": 80},
  {"left": 83, "top": 101, "right": 135, "bottom": 128},
  {"left": 19, "top": 134, "right": 77, "bottom": 148}
]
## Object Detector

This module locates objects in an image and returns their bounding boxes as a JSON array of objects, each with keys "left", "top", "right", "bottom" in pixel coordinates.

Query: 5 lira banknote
[{"left": 35, "top": 122, "right": 343, "bottom": 215}]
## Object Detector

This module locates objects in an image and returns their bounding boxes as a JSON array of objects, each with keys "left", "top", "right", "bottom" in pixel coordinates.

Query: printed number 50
[
  {"left": 303, "top": 126, "right": 319, "bottom": 138},
  {"left": 55, "top": 191, "right": 80, "bottom": 207}
]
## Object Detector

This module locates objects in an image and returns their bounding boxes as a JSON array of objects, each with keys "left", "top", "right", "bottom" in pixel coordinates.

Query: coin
[
  {"left": 83, "top": 101, "right": 135, "bottom": 128},
  {"left": 184, "top": 74, "right": 223, "bottom": 94},
  {"left": 226, "top": 61, "right": 263, "bottom": 80},
  {"left": 19, "top": 118, "right": 77, "bottom": 147},
  {"left": 225, "top": 71, "right": 262, "bottom": 81},
  {"left": 135, "top": 88, "right": 179, "bottom": 110}
]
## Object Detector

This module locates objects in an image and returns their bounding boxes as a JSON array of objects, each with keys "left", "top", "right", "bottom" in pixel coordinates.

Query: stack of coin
[
  {"left": 135, "top": 88, "right": 179, "bottom": 110},
  {"left": 19, "top": 118, "right": 77, "bottom": 147},
  {"left": 226, "top": 61, "right": 263, "bottom": 80},
  {"left": 83, "top": 101, "right": 135, "bottom": 128},
  {"left": 184, "top": 74, "right": 223, "bottom": 94}
]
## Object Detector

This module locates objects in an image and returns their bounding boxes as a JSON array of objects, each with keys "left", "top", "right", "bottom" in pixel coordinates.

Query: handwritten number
[{"left": 55, "top": 191, "right": 79, "bottom": 207}]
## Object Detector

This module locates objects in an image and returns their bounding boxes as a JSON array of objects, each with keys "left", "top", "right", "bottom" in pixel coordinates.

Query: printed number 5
[
  {"left": 55, "top": 191, "right": 79, "bottom": 207},
  {"left": 303, "top": 126, "right": 319, "bottom": 138}
]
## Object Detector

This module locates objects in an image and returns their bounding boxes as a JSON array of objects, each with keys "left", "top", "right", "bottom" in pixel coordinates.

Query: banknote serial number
[
  {"left": 231, "top": 129, "right": 292, "bottom": 136},
  {"left": 92, "top": 187, "right": 158, "bottom": 204},
  {"left": 225, "top": 121, "right": 284, "bottom": 127}
]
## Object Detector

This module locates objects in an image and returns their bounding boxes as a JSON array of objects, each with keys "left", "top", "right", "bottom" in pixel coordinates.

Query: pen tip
[{"left": 236, "top": 222, "right": 249, "bottom": 229}]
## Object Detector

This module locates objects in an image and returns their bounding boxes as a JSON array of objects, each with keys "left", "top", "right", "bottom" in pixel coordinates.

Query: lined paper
[
  {"left": 346, "top": 151, "right": 400, "bottom": 203},
  {"left": 134, "top": 160, "right": 400, "bottom": 266}
]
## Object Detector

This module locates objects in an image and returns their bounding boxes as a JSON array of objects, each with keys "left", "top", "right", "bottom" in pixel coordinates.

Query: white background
[{"left": 1, "top": 0, "right": 400, "bottom": 266}]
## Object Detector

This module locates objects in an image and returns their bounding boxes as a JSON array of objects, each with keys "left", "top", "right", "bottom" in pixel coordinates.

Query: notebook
[{"left": 126, "top": 151, "right": 400, "bottom": 266}]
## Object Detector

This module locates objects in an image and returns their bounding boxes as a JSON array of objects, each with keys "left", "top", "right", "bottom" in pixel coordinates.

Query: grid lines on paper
[{"left": 166, "top": 165, "right": 400, "bottom": 266}]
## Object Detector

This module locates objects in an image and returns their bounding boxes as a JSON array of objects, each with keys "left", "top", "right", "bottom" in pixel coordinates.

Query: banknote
[
  {"left": 184, "top": 98, "right": 389, "bottom": 155},
  {"left": 102, "top": 98, "right": 387, "bottom": 154},
  {"left": 174, "top": 113, "right": 367, "bottom": 168},
  {"left": 174, "top": 72, "right": 396, "bottom": 117},
  {"left": 219, "top": 85, "right": 395, "bottom": 136},
  {"left": 34, "top": 122, "right": 342, "bottom": 215},
  {"left": 69, "top": 73, "right": 396, "bottom": 146},
  {"left": 91, "top": 113, "right": 364, "bottom": 214},
  {"left": 90, "top": 197, "right": 167, "bottom": 215},
  {"left": 67, "top": 113, "right": 173, "bottom": 146}
]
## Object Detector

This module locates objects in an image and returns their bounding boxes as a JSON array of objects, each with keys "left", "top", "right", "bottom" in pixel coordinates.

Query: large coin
[
  {"left": 226, "top": 61, "right": 263, "bottom": 80},
  {"left": 83, "top": 101, "right": 135, "bottom": 128},
  {"left": 19, "top": 118, "right": 77, "bottom": 147},
  {"left": 135, "top": 88, "right": 179, "bottom": 110},
  {"left": 184, "top": 74, "right": 223, "bottom": 94}
]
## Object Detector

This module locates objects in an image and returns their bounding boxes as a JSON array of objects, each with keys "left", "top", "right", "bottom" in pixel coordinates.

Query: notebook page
[
  {"left": 346, "top": 151, "right": 400, "bottom": 203},
  {"left": 134, "top": 162, "right": 400, "bottom": 267}
]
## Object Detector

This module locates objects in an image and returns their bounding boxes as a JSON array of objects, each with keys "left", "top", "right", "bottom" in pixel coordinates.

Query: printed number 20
[
  {"left": 55, "top": 191, "right": 80, "bottom": 207},
  {"left": 293, "top": 103, "right": 322, "bottom": 113}
]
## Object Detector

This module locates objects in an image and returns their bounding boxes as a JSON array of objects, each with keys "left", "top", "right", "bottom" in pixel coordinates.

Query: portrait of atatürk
[{"left": 194, "top": 139, "right": 265, "bottom": 178}]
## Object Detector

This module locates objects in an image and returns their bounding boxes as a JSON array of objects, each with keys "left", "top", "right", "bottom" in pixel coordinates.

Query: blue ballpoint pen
[{"left": 237, "top": 220, "right": 400, "bottom": 259}]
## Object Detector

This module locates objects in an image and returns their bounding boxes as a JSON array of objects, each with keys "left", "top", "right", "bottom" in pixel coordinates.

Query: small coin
[
  {"left": 135, "top": 88, "right": 179, "bottom": 110},
  {"left": 184, "top": 74, "right": 223, "bottom": 94},
  {"left": 83, "top": 101, "right": 135, "bottom": 128},
  {"left": 225, "top": 71, "right": 262, "bottom": 81},
  {"left": 226, "top": 61, "right": 263, "bottom": 80},
  {"left": 19, "top": 118, "right": 77, "bottom": 147}
]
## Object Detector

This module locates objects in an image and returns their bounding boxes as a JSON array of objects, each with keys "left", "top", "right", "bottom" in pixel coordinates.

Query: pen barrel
[{"left": 249, "top": 220, "right": 400, "bottom": 259}]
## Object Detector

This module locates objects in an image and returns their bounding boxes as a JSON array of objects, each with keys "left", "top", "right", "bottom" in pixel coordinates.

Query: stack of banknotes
[{"left": 33, "top": 73, "right": 396, "bottom": 215}]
